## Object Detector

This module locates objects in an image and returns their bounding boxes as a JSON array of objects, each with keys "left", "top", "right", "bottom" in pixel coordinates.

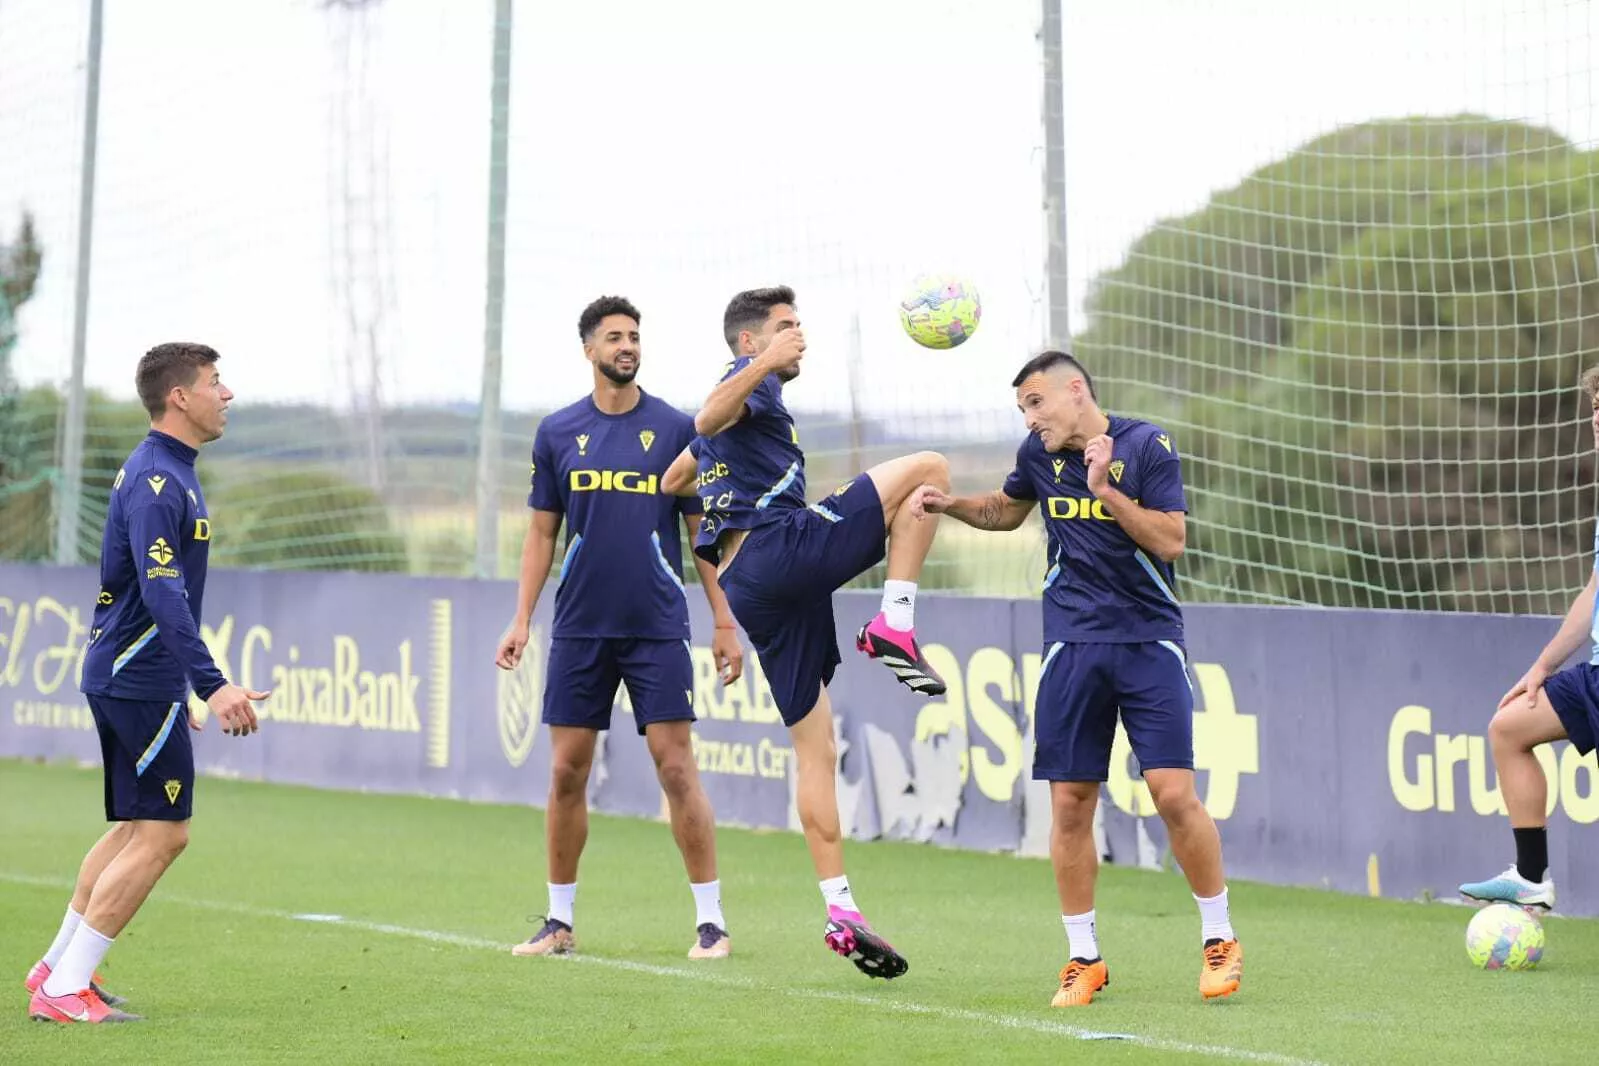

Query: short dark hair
[
  {"left": 578, "top": 295, "right": 641, "bottom": 341},
  {"left": 722, "top": 286, "right": 796, "bottom": 351},
  {"left": 136, "top": 342, "right": 220, "bottom": 418},
  {"left": 1011, "top": 348, "right": 1096, "bottom": 401}
]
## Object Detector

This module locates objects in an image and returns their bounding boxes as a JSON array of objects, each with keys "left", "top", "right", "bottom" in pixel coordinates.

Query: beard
[{"left": 598, "top": 361, "right": 638, "bottom": 386}]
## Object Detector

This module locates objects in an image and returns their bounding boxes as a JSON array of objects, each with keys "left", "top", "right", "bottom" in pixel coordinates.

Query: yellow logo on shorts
[{"left": 163, "top": 780, "right": 182, "bottom": 805}]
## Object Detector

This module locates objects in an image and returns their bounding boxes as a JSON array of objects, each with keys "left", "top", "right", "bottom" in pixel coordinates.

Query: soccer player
[
  {"left": 660, "top": 285, "right": 950, "bottom": 980},
  {"left": 1458, "top": 367, "right": 1599, "bottom": 913},
  {"left": 495, "top": 295, "right": 744, "bottom": 961},
  {"left": 26, "top": 343, "right": 265, "bottom": 1024},
  {"left": 910, "top": 349, "right": 1243, "bottom": 1006}
]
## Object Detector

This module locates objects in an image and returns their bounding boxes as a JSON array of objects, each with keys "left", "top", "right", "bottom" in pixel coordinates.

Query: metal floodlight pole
[
  {"left": 1041, "top": 0, "right": 1070, "bottom": 349},
  {"left": 473, "top": 0, "right": 513, "bottom": 579},
  {"left": 55, "top": 0, "right": 105, "bottom": 564}
]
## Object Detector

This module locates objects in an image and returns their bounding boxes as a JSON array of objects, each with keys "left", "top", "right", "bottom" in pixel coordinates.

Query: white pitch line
[{"left": 1, "top": 871, "right": 1324, "bottom": 1065}]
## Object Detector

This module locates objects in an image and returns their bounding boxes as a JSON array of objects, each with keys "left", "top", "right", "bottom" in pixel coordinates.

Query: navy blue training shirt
[
  {"left": 82, "top": 430, "right": 228, "bottom": 702},
  {"left": 1003, "top": 415, "right": 1188, "bottom": 644},
  {"left": 691, "top": 357, "right": 807, "bottom": 565},
  {"left": 529, "top": 391, "right": 701, "bottom": 640}
]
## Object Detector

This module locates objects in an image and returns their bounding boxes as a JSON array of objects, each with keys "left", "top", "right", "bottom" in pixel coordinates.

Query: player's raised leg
[
  {"left": 855, "top": 450, "right": 952, "bottom": 694},
  {"left": 1459, "top": 687, "right": 1569, "bottom": 909},
  {"left": 514, "top": 725, "right": 595, "bottom": 956},
  {"left": 789, "top": 684, "right": 908, "bottom": 980},
  {"left": 25, "top": 824, "right": 133, "bottom": 1007},
  {"left": 644, "top": 719, "right": 730, "bottom": 959}
]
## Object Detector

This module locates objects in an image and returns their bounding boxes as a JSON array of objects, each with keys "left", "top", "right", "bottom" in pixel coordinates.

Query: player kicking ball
[
  {"left": 1458, "top": 366, "right": 1599, "bottom": 914},
  {"left": 496, "top": 296, "right": 744, "bottom": 961},
  {"left": 911, "top": 350, "right": 1243, "bottom": 1006},
  {"left": 662, "top": 285, "right": 950, "bottom": 979}
]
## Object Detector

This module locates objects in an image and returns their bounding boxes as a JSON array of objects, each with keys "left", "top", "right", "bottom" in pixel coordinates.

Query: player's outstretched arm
[
  {"left": 912, "top": 485, "right": 1035, "bottom": 531},
  {"left": 693, "top": 329, "right": 805, "bottom": 436},
  {"left": 662, "top": 444, "right": 699, "bottom": 497},
  {"left": 497, "top": 509, "right": 561, "bottom": 669}
]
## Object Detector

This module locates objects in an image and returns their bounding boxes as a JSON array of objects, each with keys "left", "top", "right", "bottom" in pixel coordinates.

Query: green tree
[
  {"left": 204, "top": 468, "right": 408, "bottom": 573},
  {"left": 0, "top": 213, "right": 44, "bottom": 502},
  {"left": 1074, "top": 116, "right": 1599, "bottom": 613}
]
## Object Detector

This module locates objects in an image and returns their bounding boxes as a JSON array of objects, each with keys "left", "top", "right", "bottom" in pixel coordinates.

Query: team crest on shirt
[
  {"left": 147, "top": 474, "right": 167, "bottom": 495},
  {"left": 164, "top": 780, "right": 182, "bottom": 805},
  {"left": 576, "top": 434, "right": 590, "bottom": 456},
  {"left": 639, "top": 429, "right": 656, "bottom": 452},
  {"left": 1109, "top": 460, "right": 1126, "bottom": 483},
  {"left": 1156, "top": 434, "right": 1172, "bottom": 452},
  {"left": 1051, "top": 458, "right": 1065, "bottom": 482}
]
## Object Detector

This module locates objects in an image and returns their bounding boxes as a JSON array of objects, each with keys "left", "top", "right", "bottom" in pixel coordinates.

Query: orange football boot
[
  {"left": 1200, "top": 938, "right": 1243, "bottom": 1000},
  {"left": 1051, "top": 957, "right": 1109, "bottom": 1007}
]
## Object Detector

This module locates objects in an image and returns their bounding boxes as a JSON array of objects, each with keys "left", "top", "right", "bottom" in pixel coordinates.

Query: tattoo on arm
[{"left": 978, "top": 492, "right": 1005, "bottom": 530}]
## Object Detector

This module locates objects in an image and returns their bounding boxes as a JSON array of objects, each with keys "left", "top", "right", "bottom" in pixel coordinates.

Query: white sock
[
  {"left": 819, "top": 875, "right": 859, "bottom": 914},
  {"left": 1195, "top": 888, "right": 1234, "bottom": 943},
  {"left": 41, "top": 921, "right": 113, "bottom": 997},
  {"left": 547, "top": 882, "right": 576, "bottom": 928},
  {"left": 881, "top": 580, "right": 916, "bottom": 631},
  {"left": 691, "top": 880, "right": 725, "bottom": 930},
  {"left": 1062, "top": 910, "right": 1099, "bottom": 960},
  {"left": 42, "top": 906, "right": 83, "bottom": 969}
]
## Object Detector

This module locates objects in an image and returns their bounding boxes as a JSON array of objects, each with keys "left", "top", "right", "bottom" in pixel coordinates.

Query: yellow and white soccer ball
[
  {"left": 899, "top": 274, "right": 981, "bottom": 349},
  {"left": 1465, "top": 903, "right": 1545, "bottom": 970}
]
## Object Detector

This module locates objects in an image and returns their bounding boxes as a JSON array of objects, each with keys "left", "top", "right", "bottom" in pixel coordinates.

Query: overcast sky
[{"left": 0, "top": 0, "right": 1593, "bottom": 427}]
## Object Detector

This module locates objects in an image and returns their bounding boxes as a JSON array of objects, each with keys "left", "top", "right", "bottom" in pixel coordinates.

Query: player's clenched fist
[
  {"left": 909, "top": 483, "right": 952, "bottom": 520},
  {"left": 1084, "top": 434, "right": 1114, "bottom": 493},
  {"left": 759, "top": 327, "right": 805, "bottom": 373}
]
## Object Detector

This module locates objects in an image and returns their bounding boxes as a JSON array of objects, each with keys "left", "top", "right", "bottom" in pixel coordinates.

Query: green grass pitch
[{"left": 3, "top": 759, "right": 1596, "bottom": 1064}]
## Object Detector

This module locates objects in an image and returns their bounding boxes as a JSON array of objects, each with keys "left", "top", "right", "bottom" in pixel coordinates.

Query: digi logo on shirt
[
  {"left": 1045, "top": 496, "right": 1128, "bottom": 521},
  {"left": 567, "top": 469, "right": 660, "bottom": 494}
]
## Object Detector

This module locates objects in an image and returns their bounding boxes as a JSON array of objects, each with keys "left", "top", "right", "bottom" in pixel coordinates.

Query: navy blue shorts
[
  {"left": 1032, "top": 641, "right": 1195, "bottom": 782},
  {"left": 1543, "top": 663, "right": 1599, "bottom": 754},
  {"left": 541, "top": 637, "right": 695, "bottom": 735},
  {"left": 718, "top": 473, "right": 887, "bottom": 727},
  {"left": 88, "top": 695, "right": 194, "bottom": 821}
]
